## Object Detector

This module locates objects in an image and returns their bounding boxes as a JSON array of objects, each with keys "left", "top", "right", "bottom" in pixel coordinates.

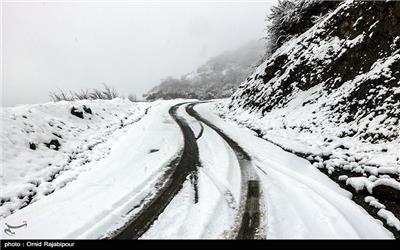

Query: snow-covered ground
[
  {"left": 216, "top": 92, "right": 400, "bottom": 233},
  {"left": 0, "top": 100, "right": 395, "bottom": 239},
  {"left": 143, "top": 105, "right": 242, "bottom": 239},
  {"left": 194, "top": 102, "right": 393, "bottom": 239},
  {"left": 1, "top": 100, "right": 183, "bottom": 238},
  {"left": 0, "top": 99, "right": 152, "bottom": 218}
]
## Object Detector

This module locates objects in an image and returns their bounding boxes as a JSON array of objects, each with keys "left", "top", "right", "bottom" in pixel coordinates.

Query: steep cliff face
[
  {"left": 220, "top": 0, "right": 400, "bottom": 235},
  {"left": 230, "top": 0, "right": 400, "bottom": 143}
]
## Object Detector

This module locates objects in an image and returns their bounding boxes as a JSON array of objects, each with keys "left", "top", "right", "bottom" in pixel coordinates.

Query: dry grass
[{"left": 50, "top": 84, "right": 126, "bottom": 102}]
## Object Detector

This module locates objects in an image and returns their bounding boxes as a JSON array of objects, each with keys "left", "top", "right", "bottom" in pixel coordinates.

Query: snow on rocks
[
  {"left": 365, "top": 196, "right": 385, "bottom": 210},
  {"left": 217, "top": 0, "right": 400, "bottom": 235},
  {"left": 216, "top": 94, "right": 400, "bottom": 235},
  {"left": 378, "top": 209, "right": 400, "bottom": 231},
  {"left": 0, "top": 98, "right": 151, "bottom": 218}
]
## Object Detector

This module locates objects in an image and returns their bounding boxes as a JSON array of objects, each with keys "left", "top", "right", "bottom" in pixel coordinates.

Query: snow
[
  {"left": 0, "top": 98, "right": 152, "bottom": 218},
  {"left": 217, "top": 39, "right": 400, "bottom": 227},
  {"left": 1, "top": 100, "right": 183, "bottom": 239},
  {"left": 195, "top": 103, "right": 393, "bottom": 239},
  {"left": 346, "top": 177, "right": 372, "bottom": 193},
  {"left": 378, "top": 209, "right": 400, "bottom": 231},
  {"left": 364, "top": 196, "right": 385, "bottom": 210},
  {"left": 143, "top": 106, "right": 241, "bottom": 239},
  {"left": 373, "top": 178, "right": 400, "bottom": 191},
  {"left": 224, "top": 2, "right": 400, "bottom": 209},
  {"left": 0, "top": 100, "right": 395, "bottom": 239},
  {"left": 218, "top": 92, "right": 400, "bottom": 231}
]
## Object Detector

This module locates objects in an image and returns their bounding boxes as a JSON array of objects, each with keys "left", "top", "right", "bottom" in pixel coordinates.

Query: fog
[{"left": 2, "top": 0, "right": 276, "bottom": 106}]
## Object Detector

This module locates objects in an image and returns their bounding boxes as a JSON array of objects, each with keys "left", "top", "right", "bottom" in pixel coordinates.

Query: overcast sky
[{"left": 2, "top": 0, "right": 276, "bottom": 106}]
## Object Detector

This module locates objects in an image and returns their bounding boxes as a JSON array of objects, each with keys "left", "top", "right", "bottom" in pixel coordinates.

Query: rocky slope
[
  {"left": 145, "top": 40, "right": 264, "bottom": 100},
  {"left": 218, "top": 0, "right": 400, "bottom": 237}
]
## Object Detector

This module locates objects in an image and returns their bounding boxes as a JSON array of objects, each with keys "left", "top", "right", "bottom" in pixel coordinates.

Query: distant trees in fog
[{"left": 144, "top": 40, "right": 264, "bottom": 100}]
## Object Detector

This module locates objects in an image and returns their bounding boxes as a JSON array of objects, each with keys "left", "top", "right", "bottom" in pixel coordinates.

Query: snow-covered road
[{"left": 1, "top": 101, "right": 394, "bottom": 239}]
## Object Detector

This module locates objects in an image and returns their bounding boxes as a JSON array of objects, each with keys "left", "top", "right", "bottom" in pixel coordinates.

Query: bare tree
[{"left": 127, "top": 94, "right": 137, "bottom": 102}]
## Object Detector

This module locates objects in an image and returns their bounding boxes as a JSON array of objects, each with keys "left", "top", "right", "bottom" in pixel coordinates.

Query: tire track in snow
[
  {"left": 196, "top": 123, "right": 204, "bottom": 140},
  {"left": 113, "top": 103, "right": 200, "bottom": 239},
  {"left": 185, "top": 103, "right": 261, "bottom": 239},
  {"left": 198, "top": 167, "right": 237, "bottom": 211}
]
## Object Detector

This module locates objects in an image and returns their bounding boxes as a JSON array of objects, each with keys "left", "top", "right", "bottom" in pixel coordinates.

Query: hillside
[
  {"left": 145, "top": 40, "right": 264, "bottom": 100},
  {"left": 217, "top": 0, "right": 400, "bottom": 236}
]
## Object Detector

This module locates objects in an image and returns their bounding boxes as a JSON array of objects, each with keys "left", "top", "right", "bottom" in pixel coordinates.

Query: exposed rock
[
  {"left": 229, "top": 1, "right": 400, "bottom": 144},
  {"left": 83, "top": 105, "right": 92, "bottom": 115},
  {"left": 44, "top": 139, "right": 61, "bottom": 151},
  {"left": 373, "top": 185, "right": 400, "bottom": 202},
  {"left": 29, "top": 142, "right": 37, "bottom": 150},
  {"left": 70, "top": 106, "right": 84, "bottom": 119}
]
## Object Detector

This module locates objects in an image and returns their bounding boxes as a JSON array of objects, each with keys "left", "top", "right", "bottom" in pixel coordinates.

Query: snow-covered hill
[
  {"left": 218, "top": 0, "right": 400, "bottom": 236},
  {"left": 145, "top": 40, "right": 264, "bottom": 100},
  {"left": 0, "top": 99, "right": 151, "bottom": 218}
]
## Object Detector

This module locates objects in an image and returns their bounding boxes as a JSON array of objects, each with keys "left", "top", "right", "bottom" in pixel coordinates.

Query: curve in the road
[
  {"left": 113, "top": 103, "right": 200, "bottom": 239},
  {"left": 185, "top": 103, "right": 261, "bottom": 239},
  {"left": 114, "top": 102, "right": 261, "bottom": 239}
]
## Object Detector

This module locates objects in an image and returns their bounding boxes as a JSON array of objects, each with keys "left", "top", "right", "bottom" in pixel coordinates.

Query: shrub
[
  {"left": 49, "top": 89, "right": 74, "bottom": 102},
  {"left": 127, "top": 94, "right": 137, "bottom": 102},
  {"left": 49, "top": 84, "right": 121, "bottom": 102},
  {"left": 266, "top": 0, "right": 341, "bottom": 54},
  {"left": 88, "top": 84, "right": 119, "bottom": 100}
]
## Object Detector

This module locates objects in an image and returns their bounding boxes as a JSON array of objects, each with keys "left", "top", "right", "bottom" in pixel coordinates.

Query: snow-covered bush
[{"left": 266, "top": 0, "right": 340, "bottom": 53}]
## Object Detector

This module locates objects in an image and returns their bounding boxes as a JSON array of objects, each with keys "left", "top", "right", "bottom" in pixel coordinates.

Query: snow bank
[
  {"left": 0, "top": 99, "right": 151, "bottom": 218},
  {"left": 0, "top": 100, "right": 183, "bottom": 239}
]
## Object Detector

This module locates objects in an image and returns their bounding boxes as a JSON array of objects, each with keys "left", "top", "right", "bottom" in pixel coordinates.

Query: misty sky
[{"left": 2, "top": 0, "right": 276, "bottom": 106}]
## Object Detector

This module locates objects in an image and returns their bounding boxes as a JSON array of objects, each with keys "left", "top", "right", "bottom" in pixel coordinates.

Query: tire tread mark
[
  {"left": 112, "top": 103, "right": 199, "bottom": 239},
  {"left": 185, "top": 103, "right": 261, "bottom": 240}
]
